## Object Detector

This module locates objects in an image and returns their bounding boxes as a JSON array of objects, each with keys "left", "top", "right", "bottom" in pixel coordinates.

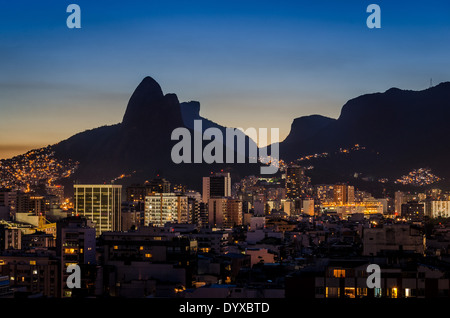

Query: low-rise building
[
  {"left": 0, "top": 250, "right": 59, "bottom": 297},
  {"left": 363, "top": 224, "right": 425, "bottom": 256}
]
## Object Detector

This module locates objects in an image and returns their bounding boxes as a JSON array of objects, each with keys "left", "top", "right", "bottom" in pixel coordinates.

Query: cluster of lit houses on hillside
[
  {"left": 0, "top": 147, "right": 78, "bottom": 192},
  {"left": 1, "top": 165, "right": 450, "bottom": 299}
]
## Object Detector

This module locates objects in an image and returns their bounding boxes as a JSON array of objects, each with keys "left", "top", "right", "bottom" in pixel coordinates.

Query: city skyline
[
  {"left": 2, "top": 167, "right": 450, "bottom": 300},
  {"left": 4, "top": 0, "right": 450, "bottom": 307},
  {"left": 2, "top": 1, "right": 450, "bottom": 159}
]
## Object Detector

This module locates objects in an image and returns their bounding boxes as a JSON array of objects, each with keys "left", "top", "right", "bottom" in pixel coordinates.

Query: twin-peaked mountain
[
  {"left": 52, "top": 76, "right": 260, "bottom": 190},
  {"left": 50, "top": 76, "right": 450, "bottom": 191}
]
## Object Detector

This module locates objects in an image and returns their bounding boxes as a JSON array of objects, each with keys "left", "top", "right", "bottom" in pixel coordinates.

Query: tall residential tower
[{"left": 73, "top": 184, "right": 122, "bottom": 236}]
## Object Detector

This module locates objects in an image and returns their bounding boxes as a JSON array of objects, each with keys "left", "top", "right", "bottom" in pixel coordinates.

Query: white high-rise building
[
  {"left": 144, "top": 193, "right": 188, "bottom": 227},
  {"left": 425, "top": 201, "right": 450, "bottom": 218}
]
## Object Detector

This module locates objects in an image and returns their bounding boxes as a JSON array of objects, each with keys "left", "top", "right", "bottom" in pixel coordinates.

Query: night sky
[{"left": 1, "top": 0, "right": 450, "bottom": 158}]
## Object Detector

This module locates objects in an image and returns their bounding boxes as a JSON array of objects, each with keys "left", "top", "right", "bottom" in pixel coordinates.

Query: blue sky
[{"left": 1, "top": 0, "right": 450, "bottom": 158}]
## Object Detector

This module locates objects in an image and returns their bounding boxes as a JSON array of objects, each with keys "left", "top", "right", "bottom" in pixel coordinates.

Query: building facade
[
  {"left": 285, "top": 165, "right": 307, "bottom": 199},
  {"left": 425, "top": 200, "right": 450, "bottom": 218},
  {"left": 73, "top": 184, "right": 122, "bottom": 236},
  {"left": 144, "top": 193, "right": 189, "bottom": 227},
  {"left": 362, "top": 224, "right": 425, "bottom": 256},
  {"left": 202, "top": 172, "right": 231, "bottom": 203},
  {"left": 225, "top": 199, "right": 243, "bottom": 227},
  {"left": 208, "top": 197, "right": 228, "bottom": 228},
  {"left": 0, "top": 252, "right": 59, "bottom": 298},
  {"left": 56, "top": 216, "right": 96, "bottom": 298}
]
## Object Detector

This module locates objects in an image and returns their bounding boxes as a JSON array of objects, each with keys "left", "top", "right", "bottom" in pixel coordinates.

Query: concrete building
[
  {"left": 144, "top": 193, "right": 188, "bottom": 227},
  {"left": 281, "top": 199, "right": 294, "bottom": 216},
  {"left": 285, "top": 165, "right": 307, "bottom": 199},
  {"left": 190, "top": 228, "right": 230, "bottom": 254},
  {"left": 208, "top": 197, "right": 228, "bottom": 228},
  {"left": 121, "top": 201, "right": 144, "bottom": 231},
  {"left": 202, "top": 172, "right": 231, "bottom": 203},
  {"left": 333, "top": 184, "right": 354, "bottom": 205},
  {"left": 0, "top": 251, "right": 59, "bottom": 298},
  {"left": 362, "top": 224, "right": 425, "bottom": 256},
  {"left": 315, "top": 184, "right": 334, "bottom": 204},
  {"left": 225, "top": 199, "right": 242, "bottom": 227},
  {"left": 56, "top": 216, "right": 96, "bottom": 298},
  {"left": 401, "top": 201, "right": 425, "bottom": 221},
  {"left": 207, "top": 197, "right": 244, "bottom": 228},
  {"left": 286, "top": 259, "right": 450, "bottom": 299},
  {"left": 0, "top": 190, "right": 16, "bottom": 220},
  {"left": 99, "top": 227, "right": 198, "bottom": 297},
  {"left": 302, "top": 198, "right": 315, "bottom": 216},
  {"left": 4, "top": 228, "right": 21, "bottom": 250},
  {"left": 73, "top": 184, "right": 122, "bottom": 236},
  {"left": 425, "top": 200, "right": 450, "bottom": 218},
  {"left": 22, "top": 232, "right": 55, "bottom": 250}
]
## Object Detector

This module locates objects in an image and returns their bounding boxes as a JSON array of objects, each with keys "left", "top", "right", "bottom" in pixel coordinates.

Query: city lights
[{"left": 0, "top": 147, "right": 78, "bottom": 192}]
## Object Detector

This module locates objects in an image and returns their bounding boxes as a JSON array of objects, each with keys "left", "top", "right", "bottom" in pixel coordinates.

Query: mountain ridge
[
  {"left": 277, "top": 81, "right": 450, "bottom": 189},
  {"left": 50, "top": 76, "right": 261, "bottom": 191},
  {"left": 4, "top": 77, "right": 450, "bottom": 193}
]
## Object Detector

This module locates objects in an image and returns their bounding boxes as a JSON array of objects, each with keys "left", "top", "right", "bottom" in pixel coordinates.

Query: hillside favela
[{"left": 1, "top": 76, "right": 450, "bottom": 301}]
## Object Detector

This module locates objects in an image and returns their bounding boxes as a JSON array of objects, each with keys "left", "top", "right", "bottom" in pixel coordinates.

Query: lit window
[
  {"left": 357, "top": 288, "right": 367, "bottom": 297},
  {"left": 333, "top": 269, "right": 345, "bottom": 278},
  {"left": 405, "top": 288, "right": 411, "bottom": 297},
  {"left": 139, "top": 246, "right": 144, "bottom": 250},
  {"left": 344, "top": 287, "right": 355, "bottom": 298},
  {"left": 64, "top": 248, "right": 76, "bottom": 254},
  {"left": 145, "top": 253, "right": 152, "bottom": 258},
  {"left": 113, "top": 245, "right": 118, "bottom": 250},
  {"left": 29, "top": 260, "right": 36, "bottom": 265},
  {"left": 390, "top": 287, "right": 398, "bottom": 298},
  {"left": 374, "top": 288, "right": 382, "bottom": 298}
]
